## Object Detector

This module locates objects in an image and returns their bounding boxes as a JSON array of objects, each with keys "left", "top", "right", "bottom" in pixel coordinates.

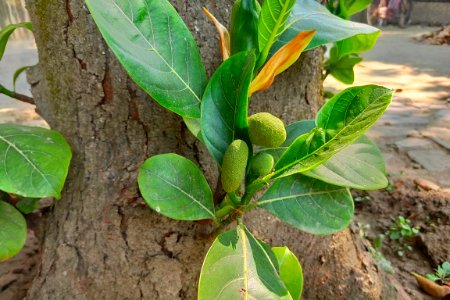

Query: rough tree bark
[{"left": 21, "top": 0, "right": 397, "bottom": 299}]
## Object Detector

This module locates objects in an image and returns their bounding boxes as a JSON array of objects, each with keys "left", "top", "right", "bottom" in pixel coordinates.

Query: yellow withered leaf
[
  {"left": 249, "top": 30, "right": 316, "bottom": 96},
  {"left": 202, "top": 7, "right": 231, "bottom": 61}
]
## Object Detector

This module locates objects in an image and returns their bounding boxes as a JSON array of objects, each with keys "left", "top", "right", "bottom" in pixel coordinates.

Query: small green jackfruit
[
  {"left": 248, "top": 112, "right": 286, "bottom": 148},
  {"left": 251, "top": 153, "right": 274, "bottom": 176},
  {"left": 221, "top": 140, "right": 249, "bottom": 193}
]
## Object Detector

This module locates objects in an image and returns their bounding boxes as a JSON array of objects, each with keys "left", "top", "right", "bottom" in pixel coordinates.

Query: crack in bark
[
  {"left": 65, "top": 0, "right": 74, "bottom": 24},
  {"left": 117, "top": 206, "right": 131, "bottom": 263},
  {"left": 0, "top": 279, "right": 18, "bottom": 292},
  {"left": 98, "top": 51, "right": 113, "bottom": 106}
]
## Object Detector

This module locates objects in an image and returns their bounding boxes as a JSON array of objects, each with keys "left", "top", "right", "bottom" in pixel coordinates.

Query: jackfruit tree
[{"left": 0, "top": 0, "right": 399, "bottom": 299}]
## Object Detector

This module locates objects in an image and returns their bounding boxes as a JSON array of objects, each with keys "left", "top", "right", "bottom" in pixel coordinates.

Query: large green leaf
[
  {"left": 0, "top": 22, "right": 32, "bottom": 61},
  {"left": 0, "top": 124, "right": 72, "bottom": 199},
  {"left": 261, "top": 120, "right": 388, "bottom": 190},
  {"left": 138, "top": 153, "right": 215, "bottom": 220},
  {"left": 258, "top": 175, "right": 354, "bottom": 235},
  {"left": 198, "top": 224, "right": 292, "bottom": 300},
  {"left": 325, "top": 46, "right": 363, "bottom": 84},
  {"left": 272, "top": 247, "right": 303, "bottom": 300},
  {"left": 201, "top": 51, "right": 255, "bottom": 164},
  {"left": 85, "top": 0, "right": 206, "bottom": 118},
  {"left": 0, "top": 201, "right": 27, "bottom": 262},
  {"left": 304, "top": 136, "right": 388, "bottom": 190},
  {"left": 272, "top": 0, "right": 379, "bottom": 53},
  {"left": 258, "top": 0, "right": 297, "bottom": 64},
  {"left": 275, "top": 85, "right": 392, "bottom": 177}
]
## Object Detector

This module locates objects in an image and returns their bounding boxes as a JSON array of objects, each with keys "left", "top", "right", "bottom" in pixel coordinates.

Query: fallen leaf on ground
[{"left": 412, "top": 272, "right": 450, "bottom": 298}]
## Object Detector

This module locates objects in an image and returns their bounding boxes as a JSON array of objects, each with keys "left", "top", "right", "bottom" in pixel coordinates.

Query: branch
[{"left": 0, "top": 84, "right": 35, "bottom": 105}]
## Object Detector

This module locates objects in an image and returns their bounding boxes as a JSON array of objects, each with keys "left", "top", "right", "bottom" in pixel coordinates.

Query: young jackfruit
[
  {"left": 248, "top": 112, "right": 286, "bottom": 148},
  {"left": 221, "top": 140, "right": 249, "bottom": 193},
  {"left": 251, "top": 152, "right": 274, "bottom": 176}
]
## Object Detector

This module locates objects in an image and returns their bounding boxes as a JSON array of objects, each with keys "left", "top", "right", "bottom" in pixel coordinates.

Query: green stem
[
  {"left": 0, "top": 83, "right": 34, "bottom": 105},
  {"left": 241, "top": 173, "right": 273, "bottom": 206}
]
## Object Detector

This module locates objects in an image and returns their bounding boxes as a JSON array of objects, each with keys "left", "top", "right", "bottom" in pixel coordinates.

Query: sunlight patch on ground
[{"left": 325, "top": 61, "right": 450, "bottom": 104}]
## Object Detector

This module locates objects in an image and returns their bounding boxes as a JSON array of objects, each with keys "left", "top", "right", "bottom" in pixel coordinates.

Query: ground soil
[{"left": 353, "top": 180, "right": 450, "bottom": 299}]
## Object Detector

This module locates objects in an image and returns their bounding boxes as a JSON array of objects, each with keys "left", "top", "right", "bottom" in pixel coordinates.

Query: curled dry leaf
[
  {"left": 249, "top": 30, "right": 315, "bottom": 96},
  {"left": 202, "top": 7, "right": 231, "bottom": 60},
  {"left": 413, "top": 273, "right": 450, "bottom": 298}
]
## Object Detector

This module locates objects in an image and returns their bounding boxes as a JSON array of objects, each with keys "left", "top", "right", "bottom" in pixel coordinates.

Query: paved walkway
[
  {"left": 325, "top": 26, "right": 450, "bottom": 190},
  {"left": 0, "top": 39, "right": 45, "bottom": 127}
]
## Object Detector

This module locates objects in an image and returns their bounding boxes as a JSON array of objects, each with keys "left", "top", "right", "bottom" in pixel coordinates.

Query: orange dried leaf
[
  {"left": 249, "top": 30, "right": 316, "bottom": 96},
  {"left": 202, "top": 7, "right": 231, "bottom": 61},
  {"left": 412, "top": 273, "right": 450, "bottom": 298}
]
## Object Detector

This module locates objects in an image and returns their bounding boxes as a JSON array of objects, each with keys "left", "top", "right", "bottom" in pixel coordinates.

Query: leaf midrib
[
  {"left": 110, "top": 0, "right": 200, "bottom": 103},
  {"left": 258, "top": 188, "right": 344, "bottom": 205},
  {"left": 261, "top": 0, "right": 293, "bottom": 57},
  {"left": 240, "top": 226, "right": 249, "bottom": 300}
]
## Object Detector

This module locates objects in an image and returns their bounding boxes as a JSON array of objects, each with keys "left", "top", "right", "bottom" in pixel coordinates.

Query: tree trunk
[{"left": 23, "top": 0, "right": 395, "bottom": 299}]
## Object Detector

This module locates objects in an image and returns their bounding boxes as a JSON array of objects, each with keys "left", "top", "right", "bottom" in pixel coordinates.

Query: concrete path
[
  {"left": 0, "top": 39, "right": 45, "bottom": 127},
  {"left": 325, "top": 26, "right": 450, "bottom": 189}
]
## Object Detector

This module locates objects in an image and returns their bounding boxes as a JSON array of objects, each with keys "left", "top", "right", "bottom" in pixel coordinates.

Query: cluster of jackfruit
[{"left": 221, "top": 112, "right": 286, "bottom": 192}]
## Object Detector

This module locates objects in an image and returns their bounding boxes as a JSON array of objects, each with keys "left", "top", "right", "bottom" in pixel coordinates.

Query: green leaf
[
  {"left": 85, "top": 0, "right": 206, "bottom": 118},
  {"left": 0, "top": 201, "right": 27, "bottom": 262},
  {"left": 425, "top": 273, "right": 440, "bottom": 282},
  {"left": 13, "top": 65, "right": 33, "bottom": 91},
  {"left": 258, "top": 175, "right": 354, "bottom": 235},
  {"left": 201, "top": 51, "right": 256, "bottom": 164},
  {"left": 327, "top": 55, "right": 361, "bottom": 84},
  {"left": 0, "top": 124, "right": 72, "bottom": 199},
  {"left": 198, "top": 224, "right": 292, "bottom": 300},
  {"left": 183, "top": 117, "right": 202, "bottom": 140},
  {"left": 339, "top": 0, "right": 372, "bottom": 19},
  {"left": 272, "top": 0, "right": 379, "bottom": 53},
  {"left": 16, "top": 197, "right": 41, "bottom": 214},
  {"left": 304, "top": 136, "right": 388, "bottom": 190},
  {"left": 275, "top": 85, "right": 392, "bottom": 177},
  {"left": 258, "top": 0, "right": 297, "bottom": 64},
  {"left": 261, "top": 120, "right": 388, "bottom": 190},
  {"left": 272, "top": 247, "right": 303, "bottom": 300},
  {"left": 138, "top": 153, "right": 215, "bottom": 220},
  {"left": 335, "top": 32, "right": 380, "bottom": 59},
  {"left": 325, "top": 46, "right": 363, "bottom": 84},
  {"left": 441, "top": 262, "right": 450, "bottom": 276},
  {"left": 0, "top": 22, "right": 32, "bottom": 61}
]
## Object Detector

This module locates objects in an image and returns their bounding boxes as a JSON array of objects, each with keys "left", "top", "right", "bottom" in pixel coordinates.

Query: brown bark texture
[{"left": 17, "top": 0, "right": 397, "bottom": 299}]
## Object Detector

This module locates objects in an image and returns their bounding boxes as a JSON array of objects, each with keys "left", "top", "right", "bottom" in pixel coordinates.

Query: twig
[
  {"left": 323, "top": 69, "right": 330, "bottom": 81},
  {"left": 0, "top": 84, "right": 35, "bottom": 105}
]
